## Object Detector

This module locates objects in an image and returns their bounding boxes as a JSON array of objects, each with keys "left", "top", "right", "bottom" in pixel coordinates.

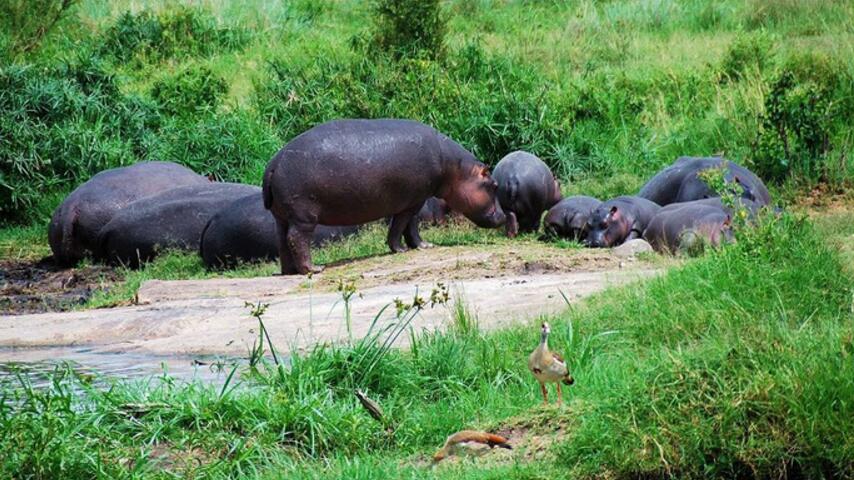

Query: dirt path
[{"left": 0, "top": 244, "right": 663, "bottom": 360}]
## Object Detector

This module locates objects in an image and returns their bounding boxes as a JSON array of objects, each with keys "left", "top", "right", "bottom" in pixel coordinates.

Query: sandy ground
[{"left": 0, "top": 244, "right": 663, "bottom": 370}]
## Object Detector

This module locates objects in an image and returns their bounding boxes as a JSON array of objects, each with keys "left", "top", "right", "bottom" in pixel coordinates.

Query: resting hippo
[
  {"left": 417, "top": 197, "right": 455, "bottom": 226},
  {"left": 584, "top": 196, "right": 661, "bottom": 248},
  {"left": 638, "top": 157, "right": 771, "bottom": 207},
  {"left": 658, "top": 197, "right": 763, "bottom": 219},
  {"left": 262, "top": 119, "right": 506, "bottom": 274},
  {"left": 200, "top": 193, "right": 362, "bottom": 269},
  {"left": 48, "top": 161, "right": 209, "bottom": 266},
  {"left": 643, "top": 202, "right": 733, "bottom": 254},
  {"left": 492, "top": 151, "right": 562, "bottom": 237},
  {"left": 98, "top": 183, "right": 258, "bottom": 267},
  {"left": 543, "top": 196, "right": 601, "bottom": 241}
]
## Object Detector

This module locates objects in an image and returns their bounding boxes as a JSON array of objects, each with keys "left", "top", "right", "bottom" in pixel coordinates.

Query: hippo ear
[
  {"left": 607, "top": 206, "right": 619, "bottom": 219},
  {"left": 724, "top": 215, "right": 732, "bottom": 226},
  {"left": 479, "top": 165, "right": 490, "bottom": 178}
]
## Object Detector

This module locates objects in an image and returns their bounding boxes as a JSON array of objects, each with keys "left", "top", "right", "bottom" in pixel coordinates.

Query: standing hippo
[
  {"left": 643, "top": 202, "right": 733, "bottom": 254},
  {"left": 492, "top": 151, "right": 562, "bottom": 237},
  {"left": 48, "top": 161, "right": 209, "bottom": 266},
  {"left": 543, "top": 196, "right": 601, "bottom": 241},
  {"left": 200, "top": 193, "right": 362, "bottom": 269},
  {"left": 97, "top": 183, "right": 258, "bottom": 267},
  {"left": 262, "top": 119, "right": 506, "bottom": 275},
  {"left": 638, "top": 157, "right": 771, "bottom": 207},
  {"left": 584, "top": 196, "right": 661, "bottom": 248}
]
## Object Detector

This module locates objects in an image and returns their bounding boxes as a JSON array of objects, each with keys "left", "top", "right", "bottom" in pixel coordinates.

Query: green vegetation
[
  {"left": 2, "top": 0, "right": 853, "bottom": 227},
  {"left": 3, "top": 212, "right": 852, "bottom": 478},
  {"left": 2, "top": 1, "right": 854, "bottom": 477}
]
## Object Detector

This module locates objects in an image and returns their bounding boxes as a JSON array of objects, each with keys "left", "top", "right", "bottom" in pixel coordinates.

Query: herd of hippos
[{"left": 48, "top": 119, "right": 774, "bottom": 274}]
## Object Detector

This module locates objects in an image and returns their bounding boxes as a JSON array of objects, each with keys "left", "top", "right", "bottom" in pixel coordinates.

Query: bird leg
[
  {"left": 557, "top": 382, "right": 563, "bottom": 405},
  {"left": 540, "top": 382, "right": 548, "bottom": 404}
]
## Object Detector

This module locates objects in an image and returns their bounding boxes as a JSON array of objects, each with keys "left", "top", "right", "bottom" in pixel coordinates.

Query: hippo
[
  {"left": 643, "top": 202, "right": 733, "bottom": 254},
  {"left": 492, "top": 151, "right": 562, "bottom": 237},
  {"left": 543, "top": 196, "right": 602, "bottom": 242},
  {"left": 262, "top": 119, "right": 506, "bottom": 275},
  {"left": 584, "top": 196, "right": 661, "bottom": 248},
  {"left": 48, "top": 161, "right": 209, "bottom": 266},
  {"left": 658, "top": 196, "right": 763, "bottom": 220},
  {"left": 417, "top": 197, "right": 456, "bottom": 226},
  {"left": 200, "top": 193, "right": 362, "bottom": 269},
  {"left": 98, "top": 182, "right": 259, "bottom": 267},
  {"left": 638, "top": 156, "right": 771, "bottom": 207}
]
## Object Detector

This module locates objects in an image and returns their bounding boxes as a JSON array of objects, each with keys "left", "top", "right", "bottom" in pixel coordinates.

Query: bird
[
  {"left": 432, "top": 430, "right": 512, "bottom": 462},
  {"left": 528, "top": 321, "right": 574, "bottom": 405},
  {"left": 355, "top": 389, "right": 386, "bottom": 424}
]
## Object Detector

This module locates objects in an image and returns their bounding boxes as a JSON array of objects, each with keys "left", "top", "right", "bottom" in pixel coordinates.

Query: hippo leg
[
  {"left": 275, "top": 220, "right": 297, "bottom": 275},
  {"left": 404, "top": 216, "right": 433, "bottom": 249},
  {"left": 387, "top": 206, "right": 420, "bottom": 253},
  {"left": 505, "top": 211, "right": 519, "bottom": 238},
  {"left": 288, "top": 221, "right": 323, "bottom": 275}
]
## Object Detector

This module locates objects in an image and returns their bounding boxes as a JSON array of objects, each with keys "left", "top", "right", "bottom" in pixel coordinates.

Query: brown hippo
[
  {"left": 97, "top": 183, "right": 258, "bottom": 268},
  {"left": 200, "top": 193, "right": 362, "bottom": 269},
  {"left": 543, "top": 196, "right": 602, "bottom": 242},
  {"left": 492, "top": 151, "right": 562, "bottom": 237},
  {"left": 584, "top": 196, "right": 661, "bottom": 248},
  {"left": 48, "top": 161, "right": 209, "bottom": 266},
  {"left": 262, "top": 119, "right": 506, "bottom": 274},
  {"left": 643, "top": 201, "right": 733, "bottom": 254},
  {"left": 638, "top": 156, "right": 771, "bottom": 207}
]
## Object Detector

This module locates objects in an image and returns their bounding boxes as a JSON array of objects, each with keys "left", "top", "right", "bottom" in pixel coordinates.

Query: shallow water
[{"left": 0, "top": 346, "right": 244, "bottom": 391}]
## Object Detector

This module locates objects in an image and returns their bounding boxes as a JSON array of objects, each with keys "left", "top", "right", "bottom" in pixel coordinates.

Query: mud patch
[{"left": 0, "top": 258, "right": 120, "bottom": 315}]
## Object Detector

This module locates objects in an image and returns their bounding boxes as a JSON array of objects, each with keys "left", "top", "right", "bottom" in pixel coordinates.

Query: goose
[{"left": 528, "top": 322, "right": 574, "bottom": 404}]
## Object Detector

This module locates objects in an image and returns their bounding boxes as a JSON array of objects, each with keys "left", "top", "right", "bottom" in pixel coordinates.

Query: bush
[
  {"left": 0, "top": 0, "right": 79, "bottom": 57},
  {"left": 0, "top": 59, "right": 158, "bottom": 224},
  {"left": 719, "top": 30, "right": 774, "bottom": 81},
  {"left": 371, "top": 0, "right": 446, "bottom": 60},
  {"left": 151, "top": 66, "right": 229, "bottom": 116},
  {"left": 254, "top": 42, "right": 574, "bottom": 169},
  {"left": 100, "top": 6, "right": 251, "bottom": 64},
  {"left": 750, "top": 50, "right": 853, "bottom": 184}
]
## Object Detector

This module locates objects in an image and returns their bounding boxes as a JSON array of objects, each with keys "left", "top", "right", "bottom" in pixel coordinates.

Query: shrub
[
  {"left": 100, "top": 6, "right": 251, "bottom": 64},
  {"left": 151, "top": 66, "right": 229, "bottom": 116},
  {"left": 0, "top": 59, "right": 158, "bottom": 224},
  {"left": 750, "top": 50, "right": 853, "bottom": 184},
  {"left": 371, "top": 0, "right": 446, "bottom": 60},
  {"left": 0, "top": 0, "right": 79, "bottom": 57},
  {"left": 719, "top": 30, "right": 774, "bottom": 81}
]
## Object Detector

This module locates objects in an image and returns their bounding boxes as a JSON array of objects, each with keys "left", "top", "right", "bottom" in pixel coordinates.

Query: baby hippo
[
  {"left": 584, "top": 196, "right": 661, "bottom": 248},
  {"left": 643, "top": 201, "right": 733, "bottom": 254},
  {"left": 493, "top": 151, "right": 562, "bottom": 237},
  {"left": 200, "top": 193, "right": 361, "bottom": 269},
  {"left": 263, "top": 119, "right": 506, "bottom": 275},
  {"left": 543, "top": 196, "right": 601, "bottom": 241},
  {"left": 417, "top": 197, "right": 455, "bottom": 226}
]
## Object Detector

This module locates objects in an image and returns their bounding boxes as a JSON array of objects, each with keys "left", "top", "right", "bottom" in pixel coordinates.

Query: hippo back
[
  {"left": 98, "top": 182, "right": 259, "bottom": 267},
  {"left": 48, "top": 161, "right": 208, "bottom": 266},
  {"left": 493, "top": 151, "right": 561, "bottom": 231}
]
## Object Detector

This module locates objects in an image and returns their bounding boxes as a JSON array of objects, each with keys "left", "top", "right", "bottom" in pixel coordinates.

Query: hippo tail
[{"left": 262, "top": 163, "right": 275, "bottom": 210}]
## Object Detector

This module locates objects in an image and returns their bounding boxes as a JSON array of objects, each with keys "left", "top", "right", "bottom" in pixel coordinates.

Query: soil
[
  {"left": 0, "top": 244, "right": 663, "bottom": 359},
  {"left": 0, "top": 257, "right": 120, "bottom": 315}
]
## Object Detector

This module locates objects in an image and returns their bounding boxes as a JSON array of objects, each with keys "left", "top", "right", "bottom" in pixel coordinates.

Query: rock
[{"left": 612, "top": 239, "right": 653, "bottom": 258}]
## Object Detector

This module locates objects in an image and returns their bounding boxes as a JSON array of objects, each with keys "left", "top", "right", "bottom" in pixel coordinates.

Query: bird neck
[{"left": 540, "top": 331, "right": 549, "bottom": 348}]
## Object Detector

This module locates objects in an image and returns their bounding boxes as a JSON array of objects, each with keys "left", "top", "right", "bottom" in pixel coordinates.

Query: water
[{"left": 0, "top": 346, "right": 244, "bottom": 392}]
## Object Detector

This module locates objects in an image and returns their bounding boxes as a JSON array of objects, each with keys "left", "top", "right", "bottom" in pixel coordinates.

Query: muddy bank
[{"left": 0, "top": 258, "right": 120, "bottom": 315}]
